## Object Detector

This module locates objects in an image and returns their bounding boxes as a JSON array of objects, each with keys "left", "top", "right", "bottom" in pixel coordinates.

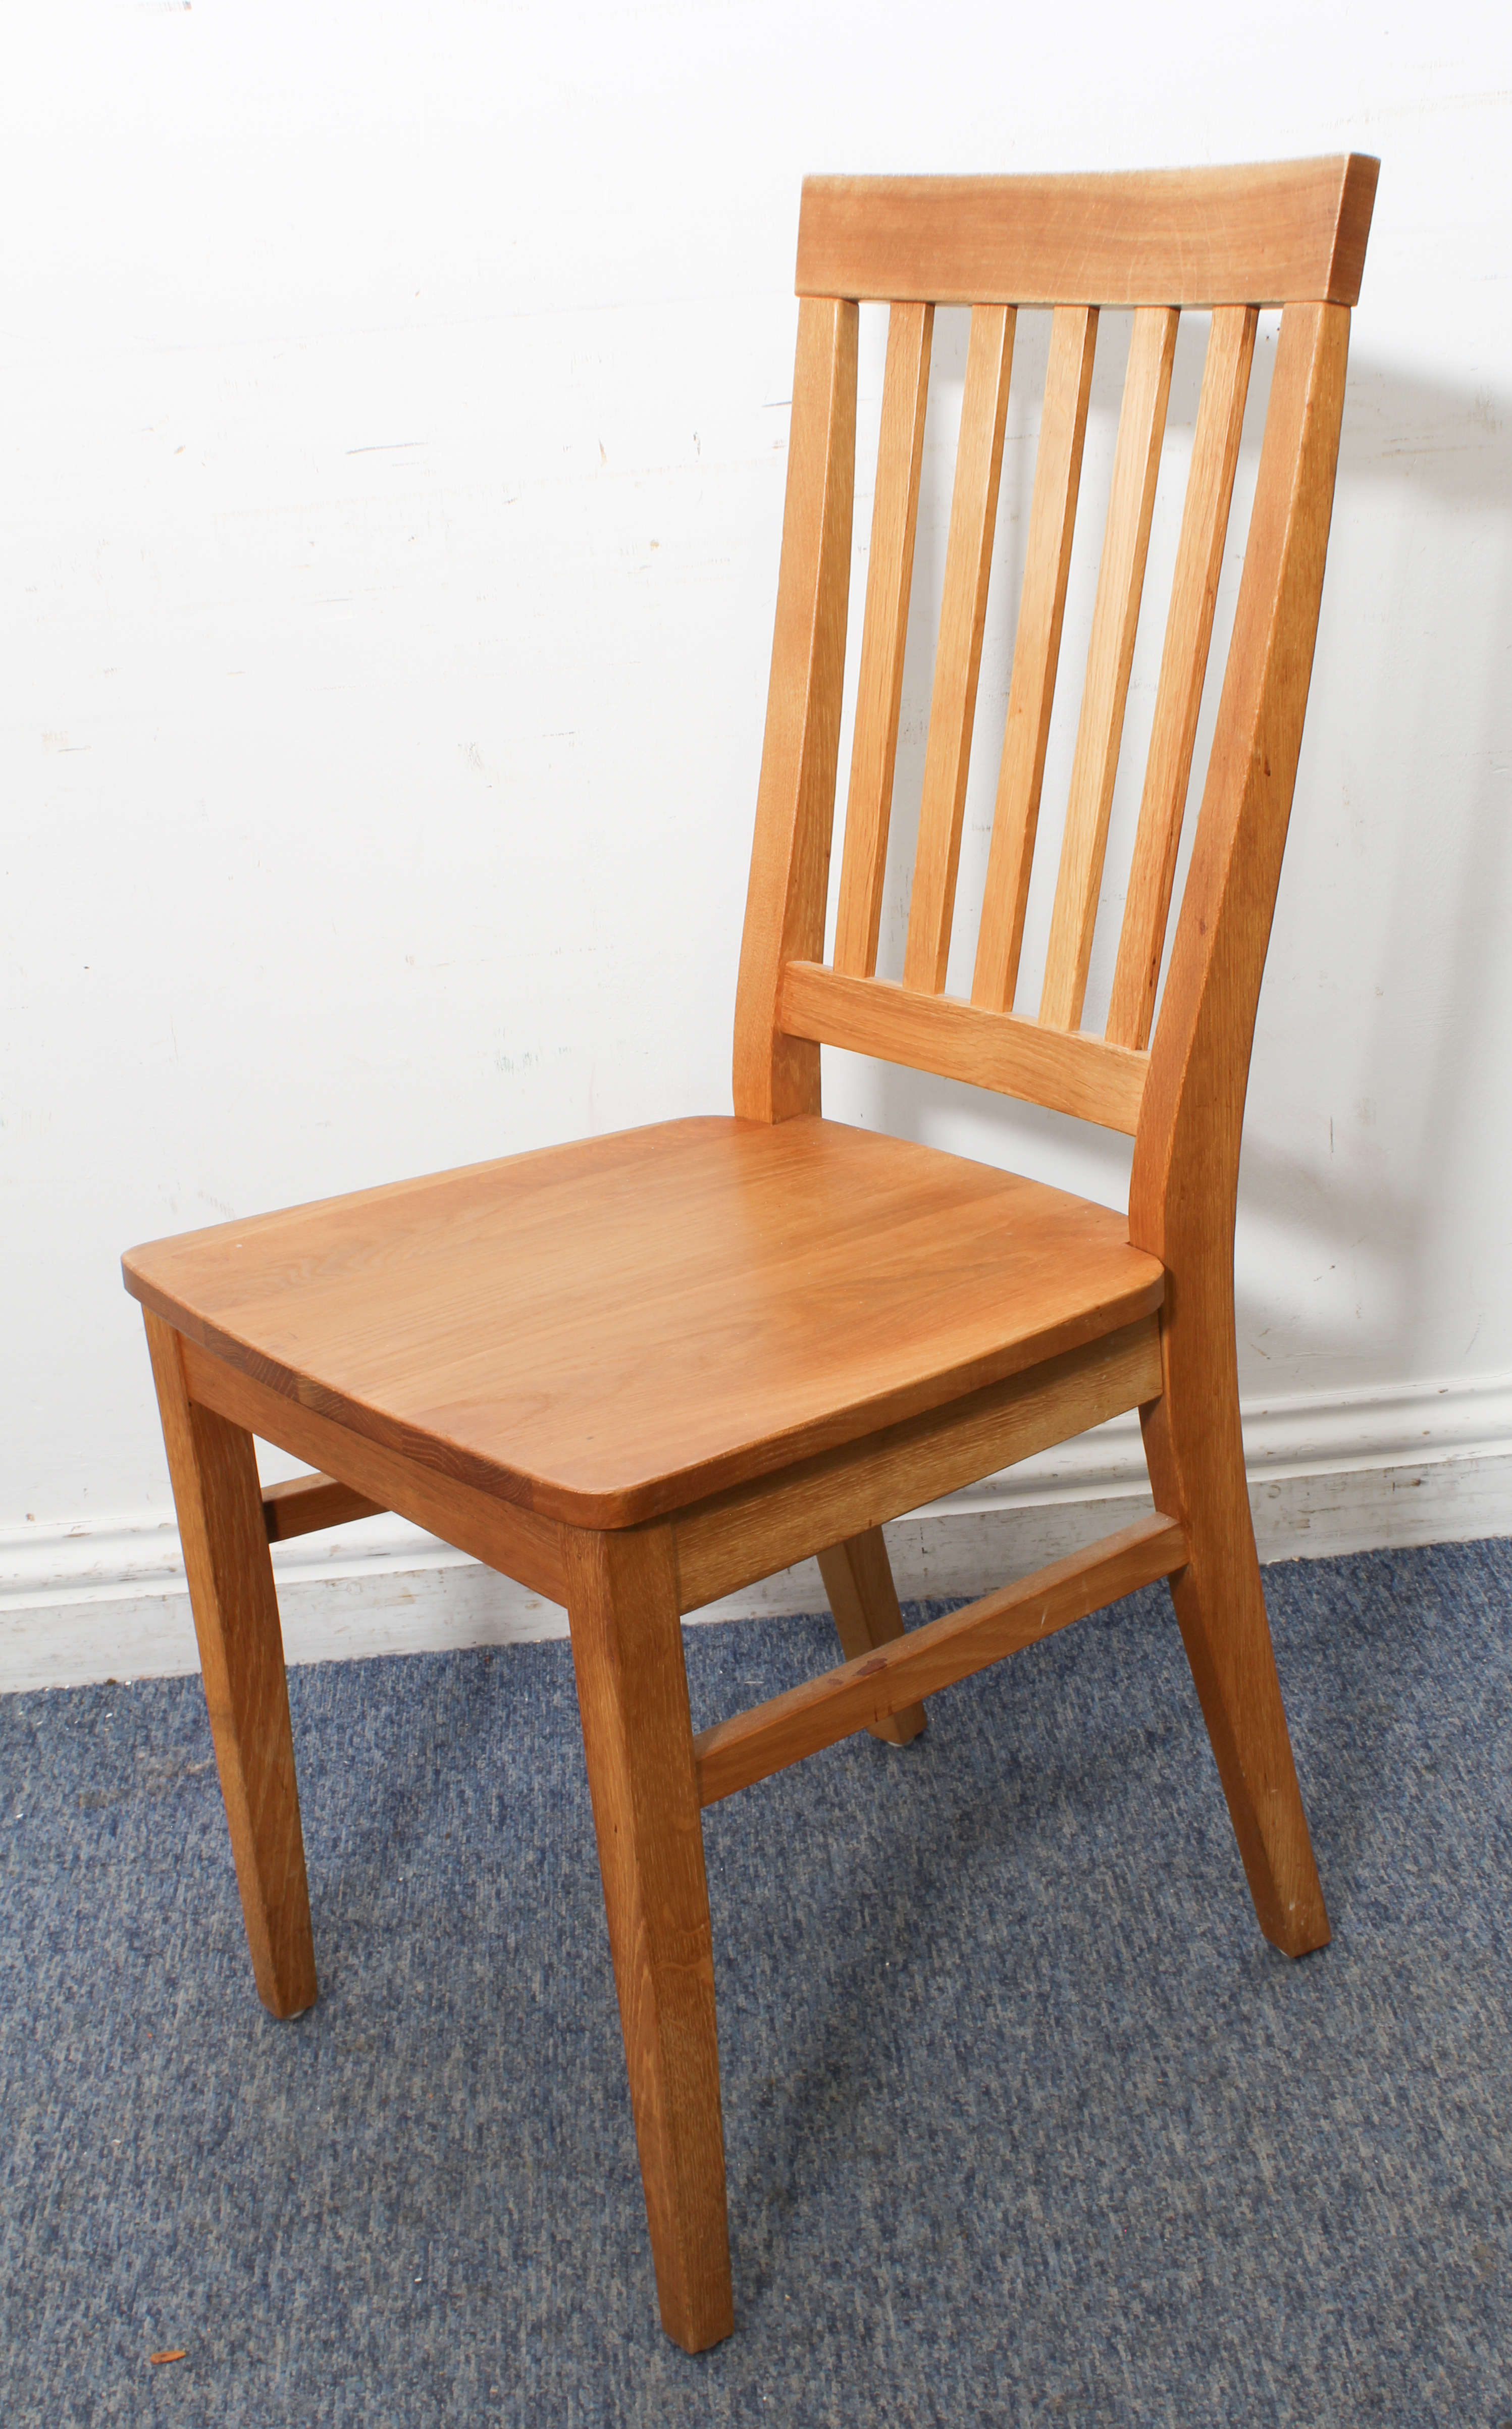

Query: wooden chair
[{"left": 123, "top": 157, "right": 1378, "bottom": 2352}]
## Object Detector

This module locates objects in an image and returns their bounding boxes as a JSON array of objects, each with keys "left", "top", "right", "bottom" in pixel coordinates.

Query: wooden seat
[
  {"left": 124, "top": 1117, "right": 1164, "bottom": 1523},
  {"left": 124, "top": 156, "right": 1378, "bottom": 2352}
]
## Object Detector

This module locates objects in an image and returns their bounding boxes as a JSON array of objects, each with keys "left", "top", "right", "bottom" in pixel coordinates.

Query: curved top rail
[{"left": 796, "top": 157, "right": 1379, "bottom": 309}]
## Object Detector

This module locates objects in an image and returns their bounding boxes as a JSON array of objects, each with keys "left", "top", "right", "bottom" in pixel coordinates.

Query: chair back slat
[
  {"left": 901, "top": 303, "right": 1016, "bottom": 994},
  {"left": 1039, "top": 306, "right": 1178, "bottom": 1031},
  {"left": 972, "top": 304, "right": 1099, "bottom": 1013},
  {"left": 832, "top": 302, "right": 934, "bottom": 978},
  {"left": 1106, "top": 306, "right": 1257, "bottom": 1049}
]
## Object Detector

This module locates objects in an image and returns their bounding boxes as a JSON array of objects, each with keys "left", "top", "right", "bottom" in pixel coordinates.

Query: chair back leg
[
  {"left": 817, "top": 1528, "right": 927, "bottom": 1744},
  {"left": 563, "top": 1523, "right": 735, "bottom": 2353},
  {"left": 144, "top": 1309, "right": 318, "bottom": 2018},
  {"left": 1140, "top": 1376, "right": 1330, "bottom": 1959}
]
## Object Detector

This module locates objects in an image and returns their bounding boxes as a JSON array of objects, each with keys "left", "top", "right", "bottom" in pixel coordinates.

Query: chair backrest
[{"left": 733, "top": 158, "right": 1377, "bottom": 1258}]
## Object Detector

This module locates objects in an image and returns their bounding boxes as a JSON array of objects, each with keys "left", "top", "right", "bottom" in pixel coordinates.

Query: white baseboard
[{"left": 4, "top": 1372, "right": 1510, "bottom": 1694}]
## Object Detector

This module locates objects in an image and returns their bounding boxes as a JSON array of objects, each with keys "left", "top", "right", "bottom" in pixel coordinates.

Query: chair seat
[{"left": 123, "top": 1114, "right": 1164, "bottom": 1527}]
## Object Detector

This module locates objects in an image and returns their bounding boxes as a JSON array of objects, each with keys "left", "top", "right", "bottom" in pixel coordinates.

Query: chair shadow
[
  {"left": 819, "top": 353, "right": 1512, "bottom": 2008},
  {"left": 709, "top": 1536, "right": 1472, "bottom": 2256},
  {"left": 842, "top": 352, "right": 1511, "bottom": 1441},
  {"left": 858, "top": 351, "right": 1512, "bottom": 1294},
  {"left": 1230, "top": 357, "right": 1512, "bottom": 1383},
  {"left": 701, "top": 1592, "right": 1259, "bottom": 2282}
]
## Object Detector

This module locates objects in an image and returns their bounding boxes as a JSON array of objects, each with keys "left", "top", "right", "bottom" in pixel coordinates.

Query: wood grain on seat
[{"left": 123, "top": 1115, "right": 1162, "bottom": 1529}]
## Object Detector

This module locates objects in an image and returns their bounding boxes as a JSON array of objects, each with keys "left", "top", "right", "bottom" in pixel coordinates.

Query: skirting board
[{"left": 5, "top": 1372, "right": 1511, "bottom": 1694}]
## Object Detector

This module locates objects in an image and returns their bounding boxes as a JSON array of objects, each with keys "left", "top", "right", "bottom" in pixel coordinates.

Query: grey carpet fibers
[{"left": 2, "top": 1540, "right": 1509, "bottom": 2425}]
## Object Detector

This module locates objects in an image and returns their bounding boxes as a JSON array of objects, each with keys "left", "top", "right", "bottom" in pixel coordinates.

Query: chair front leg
[
  {"left": 563, "top": 1522, "right": 734, "bottom": 2353},
  {"left": 143, "top": 1310, "right": 318, "bottom": 2018}
]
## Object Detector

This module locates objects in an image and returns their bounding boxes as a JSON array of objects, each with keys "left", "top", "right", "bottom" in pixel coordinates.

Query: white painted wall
[{"left": 4, "top": 3, "right": 1511, "bottom": 1680}]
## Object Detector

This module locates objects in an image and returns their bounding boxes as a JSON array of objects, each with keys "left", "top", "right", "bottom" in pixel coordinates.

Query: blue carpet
[{"left": 2, "top": 1540, "right": 1509, "bottom": 2425}]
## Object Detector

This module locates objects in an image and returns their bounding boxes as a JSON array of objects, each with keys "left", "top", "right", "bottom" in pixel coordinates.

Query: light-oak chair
[{"left": 124, "top": 158, "right": 1378, "bottom": 2351}]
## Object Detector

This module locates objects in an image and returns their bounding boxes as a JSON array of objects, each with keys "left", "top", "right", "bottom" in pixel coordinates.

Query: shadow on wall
[
  {"left": 825, "top": 341, "right": 1512, "bottom": 1395},
  {"left": 1235, "top": 358, "right": 1512, "bottom": 1382}
]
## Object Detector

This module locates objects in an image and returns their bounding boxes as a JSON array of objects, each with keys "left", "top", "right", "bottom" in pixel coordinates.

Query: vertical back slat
[
  {"left": 1106, "top": 306, "right": 1257, "bottom": 1048},
  {"left": 833, "top": 303, "right": 934, "bottom": 976},
  {"left": 971, "top": 306, "right": 1099, "bottom": 1011},
  {"left": 1039, "top": 305, "right": 1179, "bottom": 1031},
  {"left": 901, "top": 303, "right": 1016, "bottom": 994}
]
